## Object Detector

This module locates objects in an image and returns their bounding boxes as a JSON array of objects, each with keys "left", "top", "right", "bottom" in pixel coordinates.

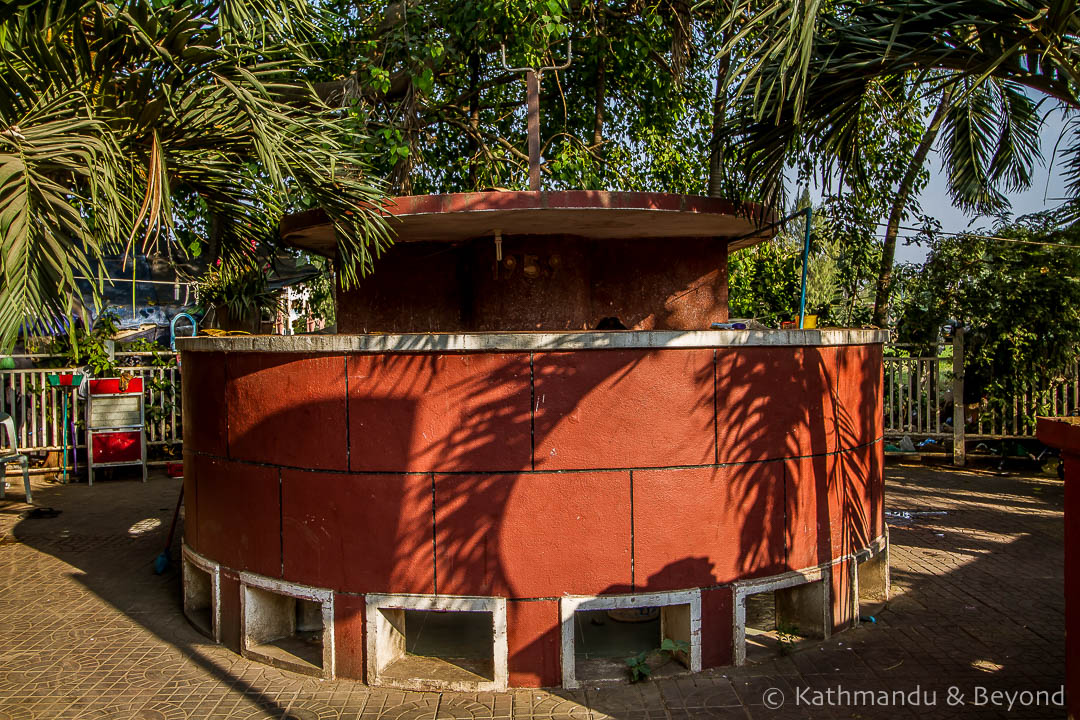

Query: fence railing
[
  {"left": 3, "top": 340, "right": 1076, "bottom": 465},
  {"left": 969, "top": 371, "right": 1080, "bottom": 439},
  {"left": 0, "top": 353, "right": 181, "bottom": 455},
  {"left": 883, "top": 352, "right": 952, "bottom": 439},
  {"left": 883, "top": 329, "right": 1080, "bottom": 463}
]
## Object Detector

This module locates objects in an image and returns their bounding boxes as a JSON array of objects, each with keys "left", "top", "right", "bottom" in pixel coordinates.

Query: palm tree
[
  {"left": 713, "top": 0, "right": 1078, "bottom": 324},
  {"left": 871, "top": 76, "right": 1043, "bottom": 326},
  {"left": 0, "top": 0, "right": 391, "bottom": 350}
]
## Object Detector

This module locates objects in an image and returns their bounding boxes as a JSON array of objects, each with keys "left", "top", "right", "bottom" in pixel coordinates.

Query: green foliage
[
  {"left": 896, "top": 213, "right": 1080, "bottom": 408},
  {"left": 118, "top": 338, "right": 178, "bottom": 425},
  {"left": 940, "top": 78, "right": 1043, "bottom": 214},
  {"left": 714, "top": 0, "right": 1076, "bottom": 215},
  {"left": 196, "top": 267, "right": 277, "bottom": 329},
  {"left": 0, "top": 0, "right": 390, "bottom": 352},
  {"left": 728, "top": 76, "right": 933, "bottom": 329},
  {"left": 625, "top": 637, "right": 690, "bottom": 683},
  {"left": 729, "top": 236, "right": 802, "bottom": 326},
  {"left": 803, "top": 236, "right": 839, "bottom": 317},
  {"left": 123, "top": 338, "right": 179, "bottom": 368},
  {"left": 291, "top": 254, "right": 336, "bottom": 330},
  {"left": 729, "top": 200, "right": 873, "bottom": 327},
  {"left": 32, "top": 313, "right": 122, "bottom": 376},
  {"left": 318, "top": 0, "right": 728, "bottom": 196},
  {"left": 625, "top": 650, "right": 652, "bottom": 683},
  {"left": 775, "top": 622, "right": 802, "bottom": 656}
]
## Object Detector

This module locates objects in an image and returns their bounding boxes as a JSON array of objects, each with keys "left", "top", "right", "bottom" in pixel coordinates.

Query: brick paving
[{"left": 0, "top": 462, "right": 1066, "bottom": 719}]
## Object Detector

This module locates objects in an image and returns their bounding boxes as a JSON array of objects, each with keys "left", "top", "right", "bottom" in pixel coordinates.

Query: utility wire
[
  {"left": 851, "top": 219, "right": 1080, "bottom": 249},
  {"left": 757, "top": 210, "right": 1080, "bottom": 250},
  {"left": 853, "top": 229, "right": 1080, "bottom": 251},
  {"left": 73, "top": 276, "right": 192, "bottom": 286}
]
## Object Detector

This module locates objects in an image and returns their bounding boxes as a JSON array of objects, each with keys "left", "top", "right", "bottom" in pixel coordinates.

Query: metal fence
[
  {"left": 0, "top": 353, "right": 181, "bottom": 454},
  {"left": 883, "top": 352, "right": 952, "bottom": 438},
  {"left": 4, "top": 342, "right": 1076, "bottom": 460},
  {"left": 883, "top": 335, "right": 1080, "bottom": 444}
]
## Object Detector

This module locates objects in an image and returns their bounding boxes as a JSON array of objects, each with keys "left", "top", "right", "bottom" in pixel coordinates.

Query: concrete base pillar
[
  {"left": 181, "top": 545, "right": 220, "bottom": 642},
  {"left": 775, "top": 580, "right": 828, "bottom": 638},
  {"left": 857, "top": 547, "right": 890, "bottom": 603}
]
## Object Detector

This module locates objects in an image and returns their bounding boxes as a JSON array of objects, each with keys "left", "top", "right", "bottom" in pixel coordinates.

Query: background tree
[
  {"left": 727, "top": 81, "right": 933, "bottom": 326},
  {"left": 314, "top": 1, "right": 736, "bottom": 196},
  {"left": 713, "top": 0, "right": 1075, "bottom": 325},
  {"left": 895, "top": 212, "right": 1080, "bottom": 409}
]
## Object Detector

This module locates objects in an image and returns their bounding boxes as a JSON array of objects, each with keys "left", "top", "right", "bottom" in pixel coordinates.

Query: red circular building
[{"left": 178, "top": 191, "right": 888, "bottom": 690}]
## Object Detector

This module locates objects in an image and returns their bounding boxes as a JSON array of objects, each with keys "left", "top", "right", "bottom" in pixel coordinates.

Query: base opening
[
  {"left": 743, "top": 590, "right": 819, "bottom": 662},
  {"left": 735, "top": 570, "right": 829, "bottom": 666},
  {"left": 378, "top": 609, "right": 496, "bottom": 685},
  {"left": 560, "top": 590, "right": 701, "bottom": 689},
  {"left": 241, "top": 580, "right": 331, "bottom": 678},
  {"left": 857, "top": 548, "right": 890, "bottom": 618},
  {"left": 573, "top": 605, "right": 691, "bottom": 684},
  {"left": 366, "top": 594, "right": 508, "bottom": 691},
  {"left": 182, "top": 559, "right": 214, "bottom": 639}
]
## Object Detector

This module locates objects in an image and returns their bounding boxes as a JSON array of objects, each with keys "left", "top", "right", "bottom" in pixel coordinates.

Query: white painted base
[
  {"left": 239, "top": 571, "right": 335, "bottom": 679},
  {"left": 559, "top": 589, "right": 702, "bottom": 689},
  {"left": 181, "top": 544, "right": 220, "bottom": 642},
  {"left": 364, "top": 593, "right": 508, "bottom": 692}
]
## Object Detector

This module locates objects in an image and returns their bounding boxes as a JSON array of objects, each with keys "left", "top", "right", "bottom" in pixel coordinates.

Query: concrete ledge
[
  {"left": 364, "top": 593, "right": 509, "bottom": 692},
  {"left": 181, "top": 544, "right": 220, "bottom": 642},
  {"left": 854, "top": 528, "right": 891, "bottom": 618},
  {"left": 733, "top": 567, "right": 831, "bottom": 666},
  {"left": 239, "top": 572, "right": 335, "bottom": 680},
  {"left": 559, "top": 590, "right": 703, "bottom": 689},
  {"left": 178, "top": 328, "right": 889, "bottom": 354},
  {"left": 281, "top": 191, "right": 776, "bottom": 256},
  {"left": 853, "top": 531, "right": 889, "bottom": 565},
  {"left": 732, "top": 533, "right": 889, "bottom": 665}
]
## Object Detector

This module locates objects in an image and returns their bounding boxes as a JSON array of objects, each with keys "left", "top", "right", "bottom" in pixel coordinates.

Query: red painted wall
[
  {"left": 1037, "top": 419, "right": 1079, "bottom": 720},
  {"left": 335, "top": 235, "right": 729, "bottom": 333},
  {"left": 1067, "top": 451, "right": 1078, "bottom": 720},
  {"left": 183, "top": 342, "right": 885, "bottom": 685}
]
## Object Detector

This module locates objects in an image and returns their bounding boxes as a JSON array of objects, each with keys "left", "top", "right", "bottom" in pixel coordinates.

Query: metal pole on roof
[
  {"left": 500, "top": 40, "right": 573, "bottom": 191},
  {"left": 526, "top": 70, "right": 540, "bottom": 191},
  {"left": 798, "top": 206, "right": 812, "bottom": 329}
]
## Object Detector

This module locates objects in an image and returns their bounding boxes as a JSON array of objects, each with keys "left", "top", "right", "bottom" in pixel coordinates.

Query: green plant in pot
[
  {"left": 803, "top": 240, "right": 840, "bottom": 327},
  {"left": 196, "top": 266, "right": 278, "bottom": 333}
]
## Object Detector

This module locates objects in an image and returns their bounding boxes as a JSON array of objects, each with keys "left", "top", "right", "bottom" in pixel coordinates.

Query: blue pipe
[
  {"left": 798, "top": 206, "right": 812, "bottom": 329},
  {"left": 170, "top": 312, "right": 197, "bottom": 351}
]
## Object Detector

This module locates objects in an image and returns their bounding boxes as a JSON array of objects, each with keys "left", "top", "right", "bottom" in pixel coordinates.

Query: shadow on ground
[{"left": 0, "top": 462, "right": 1066, "bottom": 719}]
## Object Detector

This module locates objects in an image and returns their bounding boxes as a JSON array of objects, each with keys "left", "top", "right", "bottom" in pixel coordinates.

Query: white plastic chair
[{"left": 0, "top": 412, "right": 32, "bottom": 503}]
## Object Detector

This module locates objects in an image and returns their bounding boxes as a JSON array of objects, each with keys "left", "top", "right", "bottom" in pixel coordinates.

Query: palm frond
[
  {"left": 0, "top": 92, "right": 122, "bottom": 346},
  {"left": 0, "top": 0, "right": 390, "bottom": 349},
  {"left": 941, "top": 80, "right": 1009, "bottom": 213},
  {"left": 714, "top": 0, "right": 1077, "bottom": 213}
]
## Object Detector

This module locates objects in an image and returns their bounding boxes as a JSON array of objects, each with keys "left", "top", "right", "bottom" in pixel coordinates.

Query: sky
[
  {"left": 799, "top": 101, "right": 1074, "bottom": 265},
  {"left": 897, "top": 108, "right": 1072, "bottom": 263}
]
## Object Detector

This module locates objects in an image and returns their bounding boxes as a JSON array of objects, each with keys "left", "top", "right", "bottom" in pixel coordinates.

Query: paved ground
[{"left": 0, "top": 462, "right": 1066, "bottom": 719}]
